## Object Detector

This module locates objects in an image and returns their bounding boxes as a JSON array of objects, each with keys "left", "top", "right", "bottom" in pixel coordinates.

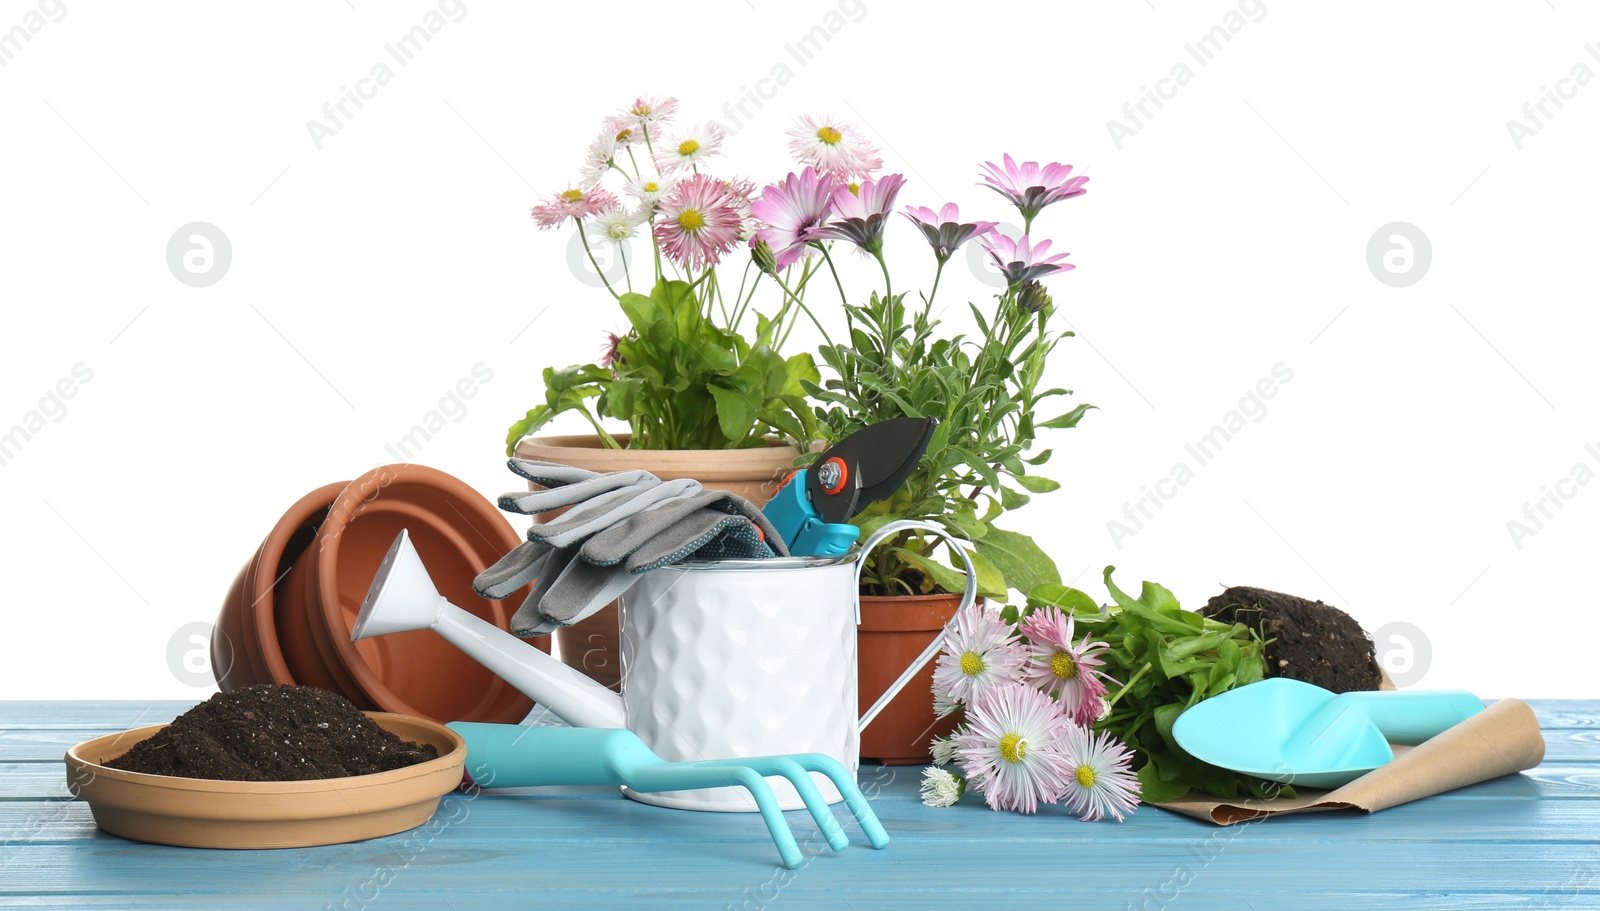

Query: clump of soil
[
  {"left": 1202, "top": 586, "right": 1381, "bottom": 694},
  {"left": 107, "top": 685, "right": 438, "bottom": 782}
]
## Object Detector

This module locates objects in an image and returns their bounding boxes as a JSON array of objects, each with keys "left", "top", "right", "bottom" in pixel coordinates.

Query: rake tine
[
  {"left": 629, "top": 762, "right": 803, "bottom": 870},
  {"left": 784, "top": 753, "right": 890, "bottom": 849},
  {"left": 725, "top": 756, "right": 849, "bottom": 852}
]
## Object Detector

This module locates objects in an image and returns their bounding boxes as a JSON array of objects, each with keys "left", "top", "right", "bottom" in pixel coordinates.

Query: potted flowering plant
[
  {"left": 507, "top": 98, "right": 868, "bottom": 683},
  {"left": 749, "top": 126, "right": 1094, "bottom": 761}
]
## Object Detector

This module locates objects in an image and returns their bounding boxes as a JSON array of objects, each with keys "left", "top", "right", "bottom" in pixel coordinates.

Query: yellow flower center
[
  {"left": 1075, "top": 765, "right": 1097, "bottom": 788},
  {"left": 678, "top": 208, "right": 706, "bottom": 232},
  {"left": 678, "top": 138, "right": 700, "bottom": 156},
  {"left": 1050, "top": 650, "right": 1078, "bottom": 680},
  {"left": 615, "top": 127, "right": 633, "bottom": 142},
  {"left": 816, "top": 125, "right": 843, "bottom": 145},
  {"left": 959, "top": 650, "right": 984, "bottom": 677},
  {"left": 643, "top": 181, "right": 659, "bottom": 193},
  {"left": 999, "top": 733, "right": 1027, "bottom": 764},
  {"left": 606, "top": 222, "right": 629, "bottom": 239},
  {"left": 847, "top": 182, "right": 861, "bottom": 197},
  {"left": 560, "top": 189, "right": 584, "bottom": 203}
]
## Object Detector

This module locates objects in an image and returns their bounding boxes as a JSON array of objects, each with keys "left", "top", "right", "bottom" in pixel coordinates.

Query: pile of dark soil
[
  {"left": 107, "top": 685, "right": 438, "bottom": 782},
  {"left": 1202, "top": 586, "right": 1381, "bottom": 694}
]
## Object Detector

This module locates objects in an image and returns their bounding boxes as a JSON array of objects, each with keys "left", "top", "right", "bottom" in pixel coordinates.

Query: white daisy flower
[
  {"left": 586, "top": 204, "right": 644, "bottom": 245},
  {"left": 624, "top": 174, "right": 676, "bottom": 208},
  {"left": 920, "top": 767, "right": 964, "bottom": 808},
  {"left": 786, "top": 113, "right": 883, "bottom": 180},
  {"left": 930, "top": 736, "right": 958, "bottom": 767},
  {"left": 653, "top": 121, "right": 725, "bottom": 174}
]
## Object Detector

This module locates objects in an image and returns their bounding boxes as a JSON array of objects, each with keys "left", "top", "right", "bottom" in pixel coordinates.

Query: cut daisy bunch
[{"left": 923, "top": 602, "right": 1141, "bottom": 822}]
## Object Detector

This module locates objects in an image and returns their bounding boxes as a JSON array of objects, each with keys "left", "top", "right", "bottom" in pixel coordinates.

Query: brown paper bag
[{"left": 1154, "top": 698, "right": 1546, "bottom": 825}]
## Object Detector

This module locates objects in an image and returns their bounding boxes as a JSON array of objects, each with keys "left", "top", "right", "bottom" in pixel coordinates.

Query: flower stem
[
  {"left": 819, "top": 245, "right": 849, "bottom": 307},
  {"left": 578, "top": 226, "right": 620, "bottom": 300},
  {"left": 873, "top": 250, "right": 893, "bottom": 302},
  {"left": 1105, "top": 662, "right": 1152, "bottom": 711},
  {"left": 925, "top": 259, "right": 946, "bottom": 313},
  {"left": 772, "top": 270, "right": 835, "bottom": 348}
]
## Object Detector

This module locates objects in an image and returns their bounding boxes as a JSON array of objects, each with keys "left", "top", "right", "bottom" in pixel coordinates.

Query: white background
[{"left": 2, "top": 0, "right": 1595, "bottom": 701}]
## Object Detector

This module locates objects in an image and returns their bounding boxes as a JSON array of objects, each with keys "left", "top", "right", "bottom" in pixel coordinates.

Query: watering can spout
[{"left": 354, "top": 530, "right": 626, "bottom": 729}]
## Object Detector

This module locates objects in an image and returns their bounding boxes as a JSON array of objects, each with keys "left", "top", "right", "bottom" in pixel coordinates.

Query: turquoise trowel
[{"left": 1172, "top": 678, "right": 1486, "bottom": 789}]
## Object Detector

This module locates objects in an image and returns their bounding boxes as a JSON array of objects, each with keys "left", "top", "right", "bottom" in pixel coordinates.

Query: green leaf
[
  {"left": 892, "top": 547, "right": 969, "bottom": 597},
  {"left": 1013, "top": 474, "right": 1061, "bottom": 493},
  {"left": 975, "top": 528, "right": 1060, "bottom": 595},
  {"left": 946, "top": 507, "right": 990, "bottom": 541},
  {"left": 1039, "top": 403, "right": 1097, "bottom": 429},
  {"left": 708, "top": 385, "right": 758, "bottom": 444},
  {"left": 1136, "top": 760, "right": 1191, "bottom": 804},
  {"left": 999, "top": 487, "right": 1031, "bottom": 511},
  {"left": 963, "top": 549, "right": 1010, "bottom": 599},
  {"left": 1026, "top": 583, "right": 1102, "bottom": 616},
  {"left": 505, "top": 406, "right": 553, "bottom": 456}
]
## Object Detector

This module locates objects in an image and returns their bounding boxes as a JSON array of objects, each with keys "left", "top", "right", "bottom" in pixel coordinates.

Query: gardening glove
[
  {"left": 472, "top": 460, "right": 786, "bottom": 636},
  {"left": 507, "top": 489, "right": 789, "bottom": 635},
  {"left": 474, "top": 460, "right": 705, "bottom": 598}
]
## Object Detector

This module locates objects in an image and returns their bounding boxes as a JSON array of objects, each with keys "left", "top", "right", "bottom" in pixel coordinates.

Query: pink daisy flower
[
  {"left": 625, "top": 95, "right": 678, "bottom": 128},
  {"left": 980, "top": 233, "right": 1074, "bottom": 289},
  {"left": 1019, "top": 606, "right": 1116, "bottom": 726},
  {"left": 1059, "top": 724, "right": 1141, "bottom": 822},
  {"left": 953, "top": 683, "right": 1076, "bottom": 814},
  {"left": 931, "top": 602, "right": 1027, "bottom": 709},
  {"left": 603, "top": 113, "right": 645, "bottom": 147},
  {"left": 814, "top": 173, "right": 907, "bottom": 255},
  {"left": 786, "top": 114, "right": 883, "bottom": 180},
  {"left": 653, "top": 173, "right": 742, "bottom": 270},
  {"left": 902, "top": 203, "right": 998, "bottom": 263},
  {"left": 530, "top": 184, "right": 617, "bottom": 230},
  {"left": 750, "top": 168, "right": 838, "bottom": 271},
  {"left": 978, "top": 154, "right": 1089, "bottom": 224}
]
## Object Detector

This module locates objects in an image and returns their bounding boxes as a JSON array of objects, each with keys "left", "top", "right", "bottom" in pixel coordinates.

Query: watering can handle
[{"left": 854, "top": 520, "right": 978, "bottom": 734}]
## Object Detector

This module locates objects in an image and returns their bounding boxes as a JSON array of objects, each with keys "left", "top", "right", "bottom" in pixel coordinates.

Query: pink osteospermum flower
[
  {"left": 1059, "top": 724, "right": 1141, "bottom": 823},
  {"left": 954, "top": 683, "right": 1076, "bottom": 814},
  {"left": 978, "top": 154, "right": 1089, "bottom": 222},
  {"left": 814, "top": 173, "right": 907, "bottom": 255},
  {"left": 653, "top": 121, "right": 725, "bottom": 174},
  {"left": 598, "top": 331, "right": 624, "bottom": 370},
  {"left": 981, "top": 233, "right": 1074, "bottom": 288},
  {"left": 1019, "top": 606, "right": 1117, "bottom": 726},
  {"left": 786, "top": 114, "right": 883, "bottom": 180},
  {"left": 750, "top": 167, "right": 838, "bottom": 271},
  {"left": 653, "top": 173, "right": 743, "bottom": 270},
  {"left": 931, "top": 602, "right": 1027, "bottom": 708},
  {"left": 530, "top": 184, "right": 618, "bottom": 230},
  {"left": 902, "top": 203, "right": 998, "bottom": 262}
]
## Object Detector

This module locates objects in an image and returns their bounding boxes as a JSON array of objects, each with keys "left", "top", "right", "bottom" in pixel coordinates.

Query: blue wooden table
[{"left": 2, "top": 700, "right": 1593, "bottom": 909}]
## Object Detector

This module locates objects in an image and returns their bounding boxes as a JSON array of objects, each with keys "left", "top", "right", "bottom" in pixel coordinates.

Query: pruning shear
[{"left": 764, "top": 417, "right": 940, "bottom": 556}]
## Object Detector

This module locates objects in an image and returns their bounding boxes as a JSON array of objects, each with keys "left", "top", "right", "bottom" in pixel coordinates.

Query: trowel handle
[
  {"left": 1330, "top": 690, "right": 1486, "bottom": 744},
  {"left": 448, "top": 722, "right": 638, "bottom": 788}
]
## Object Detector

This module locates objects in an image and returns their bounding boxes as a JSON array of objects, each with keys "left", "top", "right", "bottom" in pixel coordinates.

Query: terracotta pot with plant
[
  {"left": 502, "top": 96, "right": 844, "bottom": 685},
  {"left": 794, "top": 147, "right": 1096, "bottom": 763}
]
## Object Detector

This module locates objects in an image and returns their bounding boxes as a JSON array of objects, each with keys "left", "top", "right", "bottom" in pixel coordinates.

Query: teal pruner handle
[
  {"left": 1325, "top": 690, "right": 1486, "bottom": 745},
  {"left": 448, "top": 722, "right": 633, "bottom": 788}
]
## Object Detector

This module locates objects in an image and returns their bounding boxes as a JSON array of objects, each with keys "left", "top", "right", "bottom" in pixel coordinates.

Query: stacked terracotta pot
[{"left": 212, "top": 464, "right": 546, "bottom": 725}]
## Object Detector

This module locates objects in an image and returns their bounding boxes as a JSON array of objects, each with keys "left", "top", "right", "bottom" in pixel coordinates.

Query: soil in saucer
[
  {"left": 1201, "top": 586, "right": 1382, "bottom": 694},
  {"left": 106, "top": 684, "right": 439, "bottom": 781}
]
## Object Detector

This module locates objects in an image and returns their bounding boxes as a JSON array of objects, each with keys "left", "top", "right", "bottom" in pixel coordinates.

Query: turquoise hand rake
[{"left": 447, "top": 723, "right": 890, "bottom": 869}]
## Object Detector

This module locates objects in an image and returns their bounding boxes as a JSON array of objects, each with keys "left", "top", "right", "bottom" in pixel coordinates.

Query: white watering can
[{"left": 352, "top": 520, "right": 976, "bottom": 812}]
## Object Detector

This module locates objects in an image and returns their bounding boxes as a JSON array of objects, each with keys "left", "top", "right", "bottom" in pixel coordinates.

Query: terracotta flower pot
[
  {"left": 213, "top": 482, "right": 350, "bottom": 691},
  {"left": 857, "top": 592, "right": 967, "bottom": 765},
  {"left": 512, "top": 434, "right": 801, "bottom": 691},
  {"left": 277, "top": 464, "right": 543, "bottom": 725}
]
